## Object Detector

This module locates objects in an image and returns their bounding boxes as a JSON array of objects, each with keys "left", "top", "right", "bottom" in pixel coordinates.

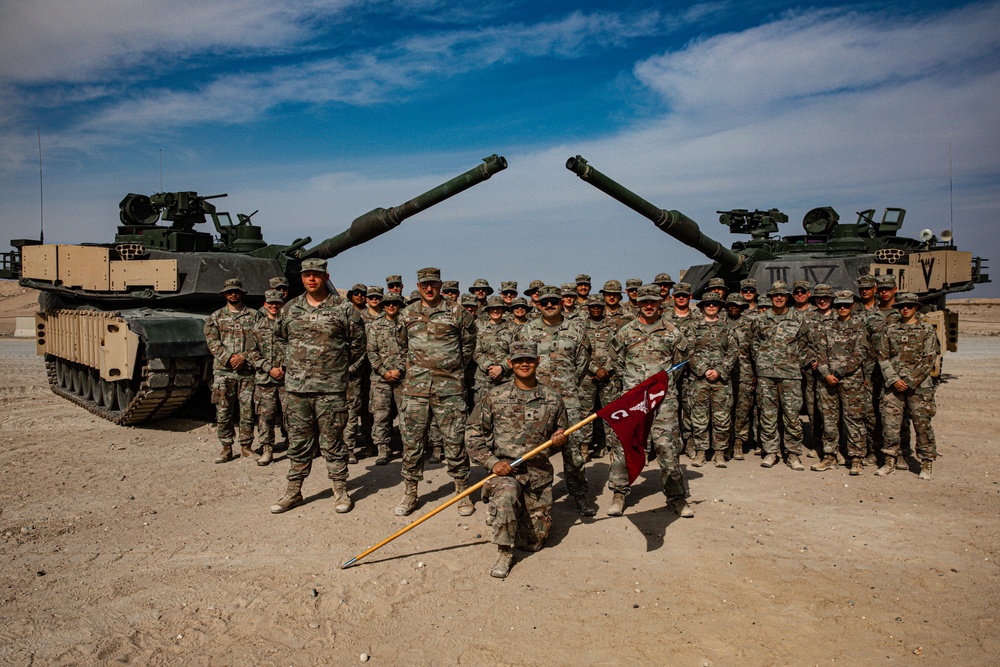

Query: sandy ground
[{"left": 1, "top": 288, "right": 999, "bottom": 666}]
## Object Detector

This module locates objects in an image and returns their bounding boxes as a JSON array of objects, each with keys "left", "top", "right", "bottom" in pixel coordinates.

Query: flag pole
[{"left": 340, "top": 412, "right": 600, "bottom": 569}]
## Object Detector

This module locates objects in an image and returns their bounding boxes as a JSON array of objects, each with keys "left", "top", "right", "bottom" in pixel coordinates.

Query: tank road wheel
[
  {"left": 80, "top": 367, "right": 94, "bottom": 401},
  {"left": 100, "top": 379, "right": 117, "bottom": 411},
  {"left": 55, "top": 359, "right": 67, "bottom": 389},
  {"left": 71, "top": 364, "right": 83, "bottom": 395},
  {"left": 116, "top": 380, "right": 135, "bottom": 413}
]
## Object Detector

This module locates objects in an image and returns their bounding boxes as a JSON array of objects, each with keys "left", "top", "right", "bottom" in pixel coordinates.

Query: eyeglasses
[
  {"left": 539, "top": 299, "right": 560, "bottom": 306},
  {"left": 793, "top": 289, "right": 808, "bottom": 295},
  {"left": 740, "top": 288, "right": 756, "bottom": 293}
]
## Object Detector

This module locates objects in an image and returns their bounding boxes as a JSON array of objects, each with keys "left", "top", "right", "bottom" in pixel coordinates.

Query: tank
[
  {"left": 566, "top": 155, "right": 990, "bottom": 365},
  {"left": 1, "top": 154, "right": 508, "bottom": 424}
]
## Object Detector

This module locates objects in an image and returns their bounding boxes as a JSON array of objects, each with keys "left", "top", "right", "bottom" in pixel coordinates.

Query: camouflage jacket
[
  {"left": 726, "top": 315, "right": 754, "bottom": 380},
  {"left": 465, "top": 381, "right": 568, "bottom": 471},
  {"left": 474, "top": 320, "right": 514, "bottom": 384},
  {"left": 515, "top": 317, "right": 591, "bottom": 394},
  {"left": 611, "top": 316, "right": 690, "bottom": 392},
  {"left": 749, "top": 309, "right": 809, "bottom": 379},
  {"left": 276, "top": 292, "right": 367, "bottom": 395},
  {"left": 802, "top": 310, "right": 836, "bottom": 360},
  {"left": 814, "top": 316, "right": 872, "bottom": 380},
  {"left": 663, "top": 309, "right": 694, "bottom": 325},
  {"left": 251, "top": 315, "right": 285, "bottom": 385},
  {"left": 877, "top": 320, "right": 939, "bottom": 390},
  {"left": 679, "top": 318, "right": 737, "bottom": 382},
  {"left": 367, "top": 314, "right": 406, "bottom": 383},
  {"left": 204, "top": 305, "right": 260, "bottom": 377},
  {"left": 584, "top": 316, "right": 621, "bottom": 378},
  {"left": 398, "top": 298, "right": 477, "bottom": 398}
]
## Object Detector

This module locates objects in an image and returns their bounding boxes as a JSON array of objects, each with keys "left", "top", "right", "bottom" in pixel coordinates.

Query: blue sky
[{"left": 2, "top": 0, "right": 998, "bottom": 296}]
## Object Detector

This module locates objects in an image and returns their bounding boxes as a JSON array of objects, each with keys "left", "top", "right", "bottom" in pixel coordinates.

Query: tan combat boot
[
  {"left": 732, "top": 440, "right": 745, "bottom": 461},
  {"left": 896, "top": 456, "right": 909, "bottom": 471},
  {"left": 573, "top": 494, "right": 597, "bottom": 517},
  {"left": 394, "top": 480, "right": 418, "bottom": 516},
  {"left": 786, "top": 453, "right": 805, "bottom": 471},
  {"left": 760, "top": 452, "right": 778, "bottom": 468},
  {"left": 214, "top": 445, "right": 235, "bottom": 464},
  {"left": 607, "top": 493, "right": 626, "bottom": 517},
  {"left": 810, "top": 455, "right": 838, "bottom": 471},
  {"left": 241, "top": 444, "right": 255, "bottom": 459},
  {"left": 455, "top": 479, "right": 476, "bottom": 516},
  {"left": 490, "top": 545, "right": 515, "bottom": 579},
  {"left": 257, "top": 446, "right": 273, "bottom": 466},
  {"left": 269, "top": 480, "right": 304, "bottom": 514},
  {"left": 849, "top": 458, "right": 863, "bottom": 476},
  {"left": 875, "top": 456, "right": 896, "bottom": 477},
  {"left": 690, "top": 450, "right": 707, "bottom": 468},
  {"left": 348, "top": 450, "right": 358, "bottom": 465},
  {"left": 332, "top": 480, "right": 353, "bottom": 513},
  {"left": 669, "top": 497, "right": 694, "bottom": 518},
  {"left": 712, "top": 451, "right": 727, "bottom": 468},
  {"left": 863, "top": 451, "right": 878, "bottom": 467},
  {"left": 429, "top": 446, "right": 443, "bottom": 464},
  {"left": 375, "top": 444, "right": 390, "bottom": 466},
  {"left": 918, "top": 461, "right": 933, "bottom": 480}
]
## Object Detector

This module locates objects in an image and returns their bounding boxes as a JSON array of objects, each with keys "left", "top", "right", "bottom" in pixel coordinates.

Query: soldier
[
  {"left": 395, "top": 268, "right": 478, "bottom": 517},
  {"left": 855, "top": 275, "right": 881, "bottom": 464},
  {"left": 465, "top": 340, "right": 569, "bottom": 578},
  {"left": 811, "top": 290, "right": 871, "bottom": 474},
  {"left": 792, "top": 280, "right": 813, "bottom": 314},
  {"left": 345, "top": 286, "right": 380, "bottom": 463},
  {"left": 524, "top": 279, "right": 545, "bottom": 319},
  {"left": 601, "top": 279, "right": 629, "bottom": 328},
  {"left": 623, "top": 278, "right": 643, "bottom": 317},
  {"left": 725, "top": 293, "right": 755, "bottom": 459},
  {"left": 560, "top": 283, "right": 580, "bottom": 320},
  {"left": 460, "top": 292, "right": 479, "bottom": 318},
  {"left": 869, "top": 274, "right": 906, "bottom": 466},
  {"left": 680, "top": 293, "right": 735, "bottom": 468},
  {"left": 268, "top": 276, "right": 289, "bottom": 304},
  {"left": 348, "top": 283, "right": 367, "bottom": 313},
  {"left": 473, "top": 295, "right": 514, "bottom": 405},
  {"left": 471, "top": 278, "right": 494, "bottom": 317},
  {"left": 575, "top": 274, "right": 592, "bottom": 307},
  {"left": 876, "top": 274, "right": 897, "bottom": 311},
  {"left": 757, "top": 295, "right": 772, "bottom": 313},
  {"left": 802, "top": 283, "right": 836, "bottom": 458},
  {"left": 500, "top": 281, "right": 518, "bottom": 308},
  {"left": 251, "top": 289, "right": 287, "bottom": 466},
  {"left": 875, "top": 293, "right": 939, "bottom": 480},
  {"left": 653, "top": 272, "right": 675, "bottom": 308},
  {"left": 580, "top": 294, "right": 622, "bottom": 460},
  {"left": 665, "top": 282, "right": 693, "bottom": 322},
  {"left": 367, "top": 291, "right": 407, "bottom": 465},
  {"left": 739, "top": 278, "right": 759, "bottom": 311},
  {"left": 607, "top": 285, "right": 691, "bottom": 518},
  {"left": 442, "top": 280, "right": 460, "bottom": 302},
  {"left": 509, "top": 296, "right": 531, "bottom": 333},
  {"left": 666, "top": 282, "right": 694, "bottom": 452},
  {"left": 363, "top": 286, "right": 384, "bottom": 323},
  {"left": 704, "top": 277, "right": 728, "bottom": 300},
  {"left": 407, "top": 290, "right": 421, "bottom": 306},
  {"left": 269, "top": 258, "right": 367, "bottom": 514},
  {"left": 750, "top": 281, "right": 808, "bottom": 470},
  {"left": 515, "top": 285, "right": 596, "bottom": 516},
  {"left": 386, "top": 274, "right": 404, "bottom": 296},
  {"left": 857, "top": 275, "right": 878, "bottom": 313}
]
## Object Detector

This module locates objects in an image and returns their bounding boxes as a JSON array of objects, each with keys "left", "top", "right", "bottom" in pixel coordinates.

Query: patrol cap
[
  {"left": 264, "top": 289, "right": 284, "bottom": 304},
  {"left": 768, "top": 280, "right": 791, "bottom": 296},
  {"left": 601, "top": 279, "right": 622, "bottom": 294},
  {"left": 725, "top": 293, "right": 748, "bottom": 308},
  {"left": 739, "top": 278, "right": 758, "bottom": 291},
  {"left": 810, "top": 284, "right": 835, "bottom": 299},
  {"left": 500, "top": 281, "right": 518, "bottom": 294},
  {"left": 486, "top": 295, "right": 507, "bottom": 310},
  {"left": 792, "top": 280, "right": 811, "bottom": 292},
  {"left": 833, "top": 290, "right": 856, "bottom": 306},
  {"left": 509, "top": 340, "right": 538, "bottom": 362},
  {"left": 383, "top": 292, "right": 404, "bottom": 305},
  {"left": 537, "top": 285, "right": 561, "bottom": 300},
  {"left": 672, "top": 282, "right": 692, "bottom": 296},
  {"left": 586, "top": 295, "right": 605, "bottom": 308},
  {"left": 575, "top": 274, "right": 592, "bottom": 285},
  {"left": 893, "top": 292, "right": 922, "bottom": 308},
  {"left": 757, "top": 295, "right": 773, "bottom": 307},
  {"left": 350, "top": 283, "right": 367, "bottom": 294},
  {"left": 471, "top": 278, "right": 494, "bottom": 295},
  {"left": 442, "top": 280, "right": 460, "bottom": 293},
  {"left": 408, "top": 289, "right": 421, "bottom": 303},
  {"left": 460, "top": 293, "right": 478, "bottom": 306},
  {"left": 876, "top": 274, "right": 897, "bottom": 288},
  {"left": 366, "top": 285, "right": 384, "bottom": 299},
  {"left": 269, "top": 276, "right": 289, "bottom": 289},
  {"left": 300, "top": 258, "right": 328, "bottom": 273},
  {"left": 510, "top": 296, "right": 529, "bottom": 309},
  {"left": 525, "top": 279, "right": 545, "bottom": 295},
  {"left": 856, "top": 275, "right": 877, "bottom": 288},
  {"left": 386, "top": 274, "right": 403, "bottom": 286},
  {"left": 560, "top": 283, "right": 577, "bottom": 297},
  {"left": 653, "top": 272, "right": 674, "bottom": 286},
  {"left": 625, "top": 278, "right": 643, "bottom": 290},
  {"left": 636, "top": 284, "right": 662, "bottom": 302},
  {"left": 220, "top": 278, "right": 246, "bottom": 294},
  {"left": 416, "top": 267, "right": 441, "bottom": 283}
]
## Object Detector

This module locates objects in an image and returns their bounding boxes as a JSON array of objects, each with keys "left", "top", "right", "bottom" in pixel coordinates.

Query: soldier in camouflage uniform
[
  {"left": 875, "top": 293, "right": 939, "bottom": 480},
  {"left": 460, "top": 292, "right": 479, "bottom": 317},
  {"left": 750, "top": 281, "right": 808, "bottom": 470},
  {"left": 252, "top": 289, "right": 287, "bottom": 466},
  {"left": 680, "top": 293, "right": 735, "bottom": 468},
  {"left": 872, "top": 274, "right": 911, "bottom": 467},
  {"left": 601, "top": 279, "right": 629, "bottom": 328},
  {"left": 367, "top": 291, "right": 407, "bottom": 465},
  {"left": 524, "top": 279, "right": 545, "bottom": 320},
  {"left": 473, "top": 295, "right": 514, "bottom": 405},
  {"left": 466, "top": 340, "right": 569, "bottom": 578},
  {"left": 345, "top": 283, "right": 375, "bottom": 463},
  {"left": 623, "top": 278, "right": 643, "bottom": 318},
  {"left": 395, "top": 268, "right": 478, "bottom": 517},
  {"left": 801, "top": 284, "right": 836, "bottom": 458},
  {"left": 471, "top": 278, "right": 494, "bottom": 320},
  {"left": 580, "top": 295, "right": 622, "bottom": 460},
  {"left": 407, "top": 290, "right": 421, "bottom": 306},
  {"left": 739, "top": 278, "right": 759, "bottom": 311},
  {"left": 441, "top": 280, "right": 460, "bottom": 302},
  {"left": 653, "top": 273, "right": 675, "bottom": 309},
  {"left": 575, "top": 274, "right": 592, "bottom": 307},
  {"left": 703, "top": 277, "right": 728, "bottom": 300},
  {"left": 560, "top": 283, "right": 581, "bottom": 320},
  {"left": 854, "top": 274, "right": 881, "bottom": 464},
  {"left": 665, "top": 283, "right": 694, "bottom": 455},
  {"left": 269, "top": 259, "right": 367, "bottom": 515},
  {"left": 509, "top": 296, "right": 531, "bottom": 335},
  {"left": 725, "top": 293, "right": 755, "bottom": 459},
  {"left": 500, "top": 281, "right": 518, "bottom": 308},
  {"left": 515, "top": 285, "right": 596, "bottom": 516},
  {"left": 792, "top": 280, "right": 813, "bottom": 314},
  {"left": 386, "top": 274, "right": 404, "bottom": 296},
  {"left": 607, "top": 285, "right": 691, "bottom": 518},
  {"left": 204, "top": 278, "right": 260, "bottom": 463},
  {"left": 267, "top": 276, "right": 289, "bottom": 305}
]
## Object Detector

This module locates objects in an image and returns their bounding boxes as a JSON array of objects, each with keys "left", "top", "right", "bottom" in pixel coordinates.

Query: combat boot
[
  {"left": 269, "top": 480, "right": 304, "bottom": 514},
  {"left": 684, "top": 441, "right": 695, "bottom": 459},
  {"left": 429, "top": 446, "right": 443, "bottom": 464},
  {"left": 573, "top": 494, "right": 597, "bottom": 517},
  {"left": 690, "top": 450, "right": 707, "bottom": 468},
  {"left": 332, "top": 480, "right": 353, "bottom": 513},
  {"left": 394, "top": 480, "right": 418, "bottom": 516},
  {"left": 849, "top": 458, "right": 863, "bottom": 476},
  {"left": 786, "top": 453, "right": 805, "bottom": 471},
  {"left": 607, "top": 493, "right": 626, "bottom": 517},
  {"left": 810, "top": 455, "right": 838, "bottom": 471},
  {"left": 732, "top": 441, "right": 745, "bottom": 461},
  {"left": 863, "top": 450, "right": 878, "bottom": 467},
  {"left": 805, "top": 447, "right": 818, "bottom": 459},
  {"left": 257, "top": 446, "right": 273, "bottom": 466},
  {"left": 918, "top": 460, "right": 933, "bottom": 480},
  {"left": 214, "top": 446, "right": 235, "bottom": 464},
  {"left": 455, "top": 479, "right": 476, "bottom": 517},
  {"left": 489, "top": 545, "right": 515, "bottom": 579},
  {"left": 348, "top": 450, "right": 358, "bottom": 465},
  {"left": 241, "top": 444, "right": 255, "bottom": 459},
  {"left": 712, "top": 451, "right": 727, "bottom": 468},
  {"left": 760, "top": 452, "right": 778, "bottom": 468},
  {"left": 875, "top": 456, "right": 896, "bottom": 477},
  {"left": 896, "top": 456, "right": 909, "bottom": 471},
  {"left": 375, "top": 444, "right": 390, "bottom": 466},
  {"left": 669, "top": 497, "right": 694, "bottom": 518}
]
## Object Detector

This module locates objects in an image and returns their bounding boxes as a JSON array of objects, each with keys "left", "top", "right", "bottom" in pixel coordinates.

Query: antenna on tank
[
  {"left": 159, "top": 149, "right": 163, "bottom": 192},
  {"left": 948, "top": 143, "right": 954, "bottom": 243},
  {"left": 37, "top": 126, "right": 44, "bottom": 244}
]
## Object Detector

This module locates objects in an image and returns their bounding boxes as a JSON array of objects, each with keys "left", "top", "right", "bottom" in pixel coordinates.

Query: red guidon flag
[{"left": 597, "top": 370, "right": 671, "bottom": 485}]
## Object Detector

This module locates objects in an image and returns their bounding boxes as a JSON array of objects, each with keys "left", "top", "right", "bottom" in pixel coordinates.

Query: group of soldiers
[{"left": 203, "top": 265, "right": 940, "bottom": 578}]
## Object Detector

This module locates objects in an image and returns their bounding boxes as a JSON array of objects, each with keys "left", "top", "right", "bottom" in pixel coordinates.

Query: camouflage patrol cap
[
  {"left": 383, "top": 292, "right": 404, "bottom": 305},
  {"left": 264, "top": 289, "right": 284, "bottom": 304},
  {"left": 350, "top": 283, "right": 367, "bottom": 295},
  {"left": 510, "top": 296, "right": 529, "bottom": 309},
  {"left": 757, "top": 295, "right": 773, "bottom": 308},
  {"left": 792, "top": 280, "right": 811, "bottom": 292},
  {"left": 408, "top": 290, "right": 421, "bottom": 304},
  {"left": 768, "top": 280, "right": 791, "bottom": 296},
  {"left": 739, "top": 278, "right": 758, "bottom": 291},
  {"left": 442, "top": 280, "right": 460, "bottom": 293},
  {"left": 525, "top": 279, "right": 545, "bottom": 295},
  {"left": 876, "top": 274, "right": 897, "bottom": 288},
  {"left": 636, "top": 285, "right": 662, "bottom": 302},
  {"left": 386, "top": 274, "right": 403, "bottom": 286},
  {"left": 366, "top": 285, "right": 384, "bottom": 299},
  {"left": 500, "top": 281, "right": 518, "bottom": 294},
  {"left": 416, "top": 267, "right": 441, "bottom": 283},
  {"left": 653, "top": 272, "right": 675, "bottom": 286},
  {"left": 893, "top": 292, "right": 922, "bottom": 308},
  {"left": 560, "top": 283, "right": 577, "bottom": 297},
  {"left": 725, "top": 293, "right": 748, "bottom": 308},
  {"left": 460, "top": 293, "right": 479, "bottom": 307},
  {"left": 625, "top": 278, "right": 642, "bottom": 290},
  {"left": 810, "top": 284, "right": 835, "bottom": 299},
  {"left": 269, "top": 276, "right": 289, "bottom": 289},
  {"left": 509, "top": 340, "right": 539, "bottom": 361},
  {"left": 856, "top": 275, "right": 878, "bottom": 288},
  {"left": 220, "top": 278, "right": 246, "bottom": 294},
  {"left": 672, "top": 282, "right": 692, "bottom": 296},
  {"left": 575, "top": 274, "right": 591, "bottom": 285},
  {"left": 706, "top": 277, "right": 728, "bottom": 293},
  {"left": 471, "top": 278, "right": 494, "bottom": 294},
  {"left": 601, "top": 279, "right": 622, "bottom": 294},
  {"left": 300, "top": 258, "right": 328, "bottom": 273},
  {"left": 586, "top": 295, "right": 605, "bottom": 308},
  {"left": 833, "top": 290, "right": 856, "bottom": 306},
  {"left": 537, "top": 285, "right": 561, "bottom": 300},
  {"left": 486, "top": 295, "right": 507, "bottom": 310}
]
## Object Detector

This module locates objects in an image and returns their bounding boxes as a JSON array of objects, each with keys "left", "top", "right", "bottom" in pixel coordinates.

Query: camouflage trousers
[
  {"left": 345, "top": 373, "right": 373, "bottom": 452},
  {"left": 688, "top": 378, "right": 732, "bottom": 453},
  {"left": 556, "top": 392, "right": 588, "bottom": 498},
  {"left": 816, "top": 373, "right": 868, "bottom": 458},
  {"left": 881, "top": 386, "right": 936, "bottom": 461},
  {"left": 678, "top": 376, "right": 692, "bottom": 448},
  {"left": 757, "top": 377, "right": 804, "bottom": 456},
  {"left": 369, "top": 378, "right": 404, "bottom": 450},
  {"left": 400, "top": 393, "right": 470, "bottom": 483},
  {"left": 482, "top": 462, "right": 553, "bottom": 548},
  {"left": 864, "top": 363, "right": 879, "bottom": 453},
  {"left": 869, "top": 367, "right": 912, "bottom": 456},
  {"left": 607, "top": 398, "right": 688, "bottom": 499},
  {"left": 732, "top": 372, "right": 755, "bottom": 447},
  {"left": 254, "top": 383, "right": 288, "bottom": 448},
  {"left": 212, "top": 372, "right": 255, "bottom": 448},
  {"left": 285, "top": 392, "right": 349, "bottom": 483},
  {"left": 579, "top": 376, "right": 622, "bottom": 455}
]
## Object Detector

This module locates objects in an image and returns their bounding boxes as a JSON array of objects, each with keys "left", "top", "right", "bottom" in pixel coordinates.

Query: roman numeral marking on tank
[
  {"left": 920, "top": 257, "right": 935, "bottom": 288},
  {"left": 804, "top": 265, "right": 837, "bottom": 285}
]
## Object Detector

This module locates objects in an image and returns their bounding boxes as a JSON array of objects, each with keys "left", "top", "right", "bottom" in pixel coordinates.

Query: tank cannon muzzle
[
  {"left": 565, "top": 156, "right": 744, "bottom": 274},
  {"left": 301, "top": 154, "right": 508, "bottom": 260}
]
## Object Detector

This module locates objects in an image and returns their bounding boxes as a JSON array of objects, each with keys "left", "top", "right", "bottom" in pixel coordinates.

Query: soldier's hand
[
  {"left": 595, "top": 367, "right": 609, "bottom": 381},
  {"left": 705, "top": 369, "right": 720, "bottom": 382},
  {"left": 269, "top": 367, "right": 284, "bottom": 380},
  {"left": 488, "top": 365, "right": 504, "bottom": 380},
  {"left": 893, "top": 379, "right": 909, "bottom": 392},
  {"left": 551, "top": 429, "right": 568, "bottom": 449},
  {"left": 825, "top": 374, "right": 839, "bottom": 386},
  {"left": 384, "top": 370, "right": 401, "bottom": 382},
  {"left": 492, "top": 461, "right": 513, "bottom": 476},
  {"left": 229, "top": 353, "right": 245, "bottom": 369}
]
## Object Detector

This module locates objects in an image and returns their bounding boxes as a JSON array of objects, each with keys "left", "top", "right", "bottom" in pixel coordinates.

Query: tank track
[{"left": 45, "top": 355, "right": 198, "bottom": 425}]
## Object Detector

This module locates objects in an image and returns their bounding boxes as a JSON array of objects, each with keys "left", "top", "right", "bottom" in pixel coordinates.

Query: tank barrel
[
  {"left": 301, "top": 154, "right": 508, "bottom": 260},
  {"left": 565, "top": 156, "right": 743, "bottom": 274}
]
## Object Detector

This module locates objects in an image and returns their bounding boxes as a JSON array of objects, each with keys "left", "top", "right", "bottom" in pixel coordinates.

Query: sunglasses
[{"left": 539, "top": 299, "right": 560, "bottom": 306}]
